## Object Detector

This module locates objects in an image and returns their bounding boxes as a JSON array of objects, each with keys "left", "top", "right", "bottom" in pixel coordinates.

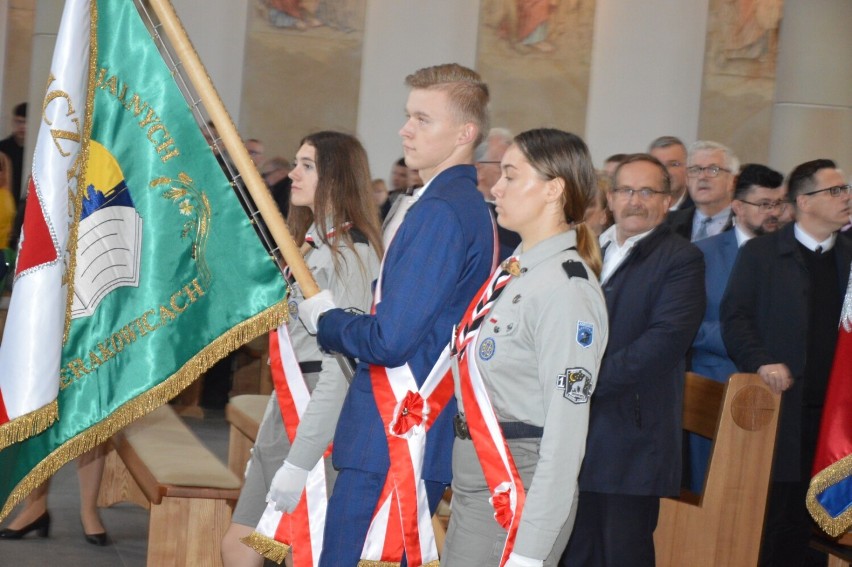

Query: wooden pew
[
  {"left": 224, "top": 394, "right": 269, "bottom": 477},
  {"left": 812, "top": 531, "right": 852, "bottom": 567},
  {"left": 98, "top": 404, "right": 242, "bottom": 567},
  {"left": 654, "top": 372, "right": 781, "bottom": 567}
]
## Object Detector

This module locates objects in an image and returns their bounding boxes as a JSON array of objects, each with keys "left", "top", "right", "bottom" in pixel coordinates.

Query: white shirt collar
[
  {"left": 734, "top": 224, "right": 752, "bottom": 247},
  {"left": 599, "top": 225, "right": 655, "bottom": 284},
  {"left": 794, "top": 223, "right": 836, "bottom": 252}
]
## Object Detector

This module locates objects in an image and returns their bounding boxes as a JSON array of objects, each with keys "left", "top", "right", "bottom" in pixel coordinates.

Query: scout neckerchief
[
  {"left": 359, "top": 208, "right": 499, "bottom": 566},
  {"left": 451, "top": 256, "right": 525, "bottom": 567},
  {"left": 303, "top": 221, "right": 352, "bottom": 248},
  {"left": 242, "top": 325, "right": 329, "bottom": 566}
]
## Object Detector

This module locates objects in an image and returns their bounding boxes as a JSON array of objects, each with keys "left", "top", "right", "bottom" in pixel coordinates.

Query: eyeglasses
[
  {"left": 686, "top": 165, "right": 731, "bottom": 178},
  {"left": 738, "top": 199, "right": 789, "bottom": 213},
  {"left": 611, "top": 187, "right": 670, "bottom": 200},
  {"left": 803, "top": 184, "right": 852, "bottom": 198},
  {"left": 663, "top": 161, "right": 684, "bottom": 168}
]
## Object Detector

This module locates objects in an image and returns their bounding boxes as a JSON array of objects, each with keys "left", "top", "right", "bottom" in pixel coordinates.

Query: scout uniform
[
  {"left": 231, "top": 223, "right": 380, "bottom": 527},
  {"left": 442, "top": 230, "right": 609, "bottom": 567}
]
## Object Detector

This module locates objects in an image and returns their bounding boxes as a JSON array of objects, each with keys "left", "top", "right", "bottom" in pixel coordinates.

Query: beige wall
[
  {"left": 4, "top": 1, "right": 851, "bottom": 185},
  {"left": 1, "top": 0, "right": 35, "bottom": 137}
]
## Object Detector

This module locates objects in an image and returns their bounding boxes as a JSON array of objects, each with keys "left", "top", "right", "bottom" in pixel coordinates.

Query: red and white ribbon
[
  {"left": 245, "top": 325, "right": 329, "bottom": 566},
  {"left": 452, "top": 259, "right": 525, "bottom": 567}
]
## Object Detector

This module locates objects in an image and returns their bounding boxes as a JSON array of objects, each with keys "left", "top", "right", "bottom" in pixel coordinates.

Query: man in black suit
[
  {"left": 667, "top": 140, "right": 738, "bottom": 241},
  {"left": 561, "top": 154, "right": 705, "bottom": 567},
  {"left": 722, "top": 159, "right": 852, "bottom": 566},
  {"left": 648, "top": 135, "right": 692, "bottom": 211}
]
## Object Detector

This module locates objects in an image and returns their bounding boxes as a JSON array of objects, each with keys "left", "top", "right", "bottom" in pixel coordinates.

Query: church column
[{"left": 769, "top": 0, "right": 852, "bottom": 174}]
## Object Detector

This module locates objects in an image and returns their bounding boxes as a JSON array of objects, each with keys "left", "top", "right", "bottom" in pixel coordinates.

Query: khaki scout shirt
[{"left": 458, "top": 229, "right": 609, "bottom": 559}]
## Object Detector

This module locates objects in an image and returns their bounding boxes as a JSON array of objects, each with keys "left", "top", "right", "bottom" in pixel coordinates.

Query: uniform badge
[
  {"left": 288, "top": 300, "right": 299, "bottom": 317},
  {"left": 576, "top": 321, "right": 594, "bottom": 348},
  {"left": 479, "top": 337, "right": 496, "bottom": 360},
  {"left": 559, "top": 367, "right": 593, "bottom": 404}
]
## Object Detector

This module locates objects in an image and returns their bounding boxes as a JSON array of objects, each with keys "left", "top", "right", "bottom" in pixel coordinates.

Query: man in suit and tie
[
  {"left": 297, "top": 63, "right": 495, "bottom": 567},
  {"left": 685, "top": 163, "right": 786, "bottom": 492},
  {"left": 561, "top": 154, "right": 705, "bottom": 567},
  {"left": 722, "top": 159, "right": 852, "bottom": 566},
  {"left": 667, "top": 140, "right": 738, "bottom": 241},
  {"left": 648, "top": 135, "right": 692, "bottom": 211}
]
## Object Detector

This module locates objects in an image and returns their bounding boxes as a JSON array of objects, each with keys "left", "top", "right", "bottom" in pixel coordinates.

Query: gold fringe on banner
[
  {"left": 357, "top": 561, "right": 404, "bottom": 567},
  {"left": 0, "top": 299, "right": 288, "bottom": 522},
  {"left": 806, "top": 452, "right": 852, "bottom": 537},
  {"left": 240, "top": 530, "right": 290, "bottom": 564},
  {"left": 0, "top": 401, "right": 58, "bottom": 452}
]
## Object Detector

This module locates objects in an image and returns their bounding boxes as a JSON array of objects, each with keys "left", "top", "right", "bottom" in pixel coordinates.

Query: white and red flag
[{"left": 0, "top": 0, "right": 90, "bottom": 449}]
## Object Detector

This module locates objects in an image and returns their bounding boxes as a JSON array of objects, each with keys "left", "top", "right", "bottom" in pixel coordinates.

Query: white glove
[
  {"left": 298, "top": 289, "right": 336, "bottom": 334},
  {"left": 504, "top": 552, "right": 544, "bottom": 567},
  {"left": 266, "top": 460, "right": 310, "bottom": 513}
]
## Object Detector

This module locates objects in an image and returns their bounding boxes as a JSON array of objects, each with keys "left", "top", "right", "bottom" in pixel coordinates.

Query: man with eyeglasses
[
  {"left": 562, "top": 154, "right": 704, "bottom": 567},
  {"left": 667, "top": 140, "right": 739, "bottom": 242},
  {"left": 722, "top": 158, "right": 852, "bottom": 566},
  {"left": 474, "top": 127, "right": 519, "bottom": 260},
  {"left": 648, "top": 135, "right": 692, "bottom": 211},
  {"left": 683, "top": 163, "right": 786, "bottom": 493}
]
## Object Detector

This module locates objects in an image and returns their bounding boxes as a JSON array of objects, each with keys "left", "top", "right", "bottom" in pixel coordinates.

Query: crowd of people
[{"left": 0, "top": 59, "right": 849, "bottom": 567}]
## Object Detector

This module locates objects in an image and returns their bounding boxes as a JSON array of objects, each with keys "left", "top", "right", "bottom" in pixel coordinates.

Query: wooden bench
[
  {"left": 654, "top": 372, "right": 781, "bottom": 566},
  {"left": 225, "top": 394, "right": 269, "bottom": 477},
  {"left": 98, "top": 404, "right": 242, "bottom": 566}
]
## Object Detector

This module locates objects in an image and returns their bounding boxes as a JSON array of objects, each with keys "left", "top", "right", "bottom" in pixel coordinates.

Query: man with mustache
[
  {"left": 562, "top": 154, "right": 705, "bottom": 567},
  {"left": 722, "top": 159, "right": 852, "bottom": 566},
  {"left": 668, "top": 140, "right": 739, "bottom": 241},
  {"left": 684, "top": 163, "right": 787, "bottom": 493}
]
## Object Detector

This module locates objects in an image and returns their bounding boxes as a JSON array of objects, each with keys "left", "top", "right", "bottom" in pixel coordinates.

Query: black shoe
[
  {"left": 84, "top": 531, "right": 108, "bottom": 546},
  {"left": 0, "top": 511, "right": 50, "bottom": 539}
]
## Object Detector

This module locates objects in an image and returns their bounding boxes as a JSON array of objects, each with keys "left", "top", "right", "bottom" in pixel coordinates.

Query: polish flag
[{"left": 0, "top": 0, "right": 89, "bottom": 448}]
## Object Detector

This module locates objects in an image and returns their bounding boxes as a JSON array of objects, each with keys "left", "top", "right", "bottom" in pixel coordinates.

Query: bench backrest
[{"left": 654, "top": 372, "right": 780, "bottom": 567}]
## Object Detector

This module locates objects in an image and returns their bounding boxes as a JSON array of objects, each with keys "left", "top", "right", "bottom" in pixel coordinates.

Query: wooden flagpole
[{"left": 146, "top": 0, "right": 319, "bottom": 298}]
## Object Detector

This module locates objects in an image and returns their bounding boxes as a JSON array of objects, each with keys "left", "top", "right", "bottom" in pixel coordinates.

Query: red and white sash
[
  {"left": 452, "top": 258, "right": 526, "bottom": 567},
  {"left": 242, "top": 325, "right": 329, "bottom": 566},
  {"left": 360, "top": 353, "right": 455, "bottom": 566},
  {"left": 358, "top": 205, "right": 501, "bottom": 566}
]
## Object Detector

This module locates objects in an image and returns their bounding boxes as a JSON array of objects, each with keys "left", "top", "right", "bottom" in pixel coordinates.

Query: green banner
[{"left": 0, "top": 0, "right": 287, "bottom": 518}]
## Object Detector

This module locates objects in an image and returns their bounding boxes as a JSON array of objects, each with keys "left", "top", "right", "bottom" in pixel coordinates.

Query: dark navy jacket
[
  {"left": 721, "top": 223, "right": 852, "bottom": 482},
  {"left": 579, "top": 224, "right": 705, "bottom": 497},
  {"left": 317, "top": 164, "right": 495, "bottom": 482}
]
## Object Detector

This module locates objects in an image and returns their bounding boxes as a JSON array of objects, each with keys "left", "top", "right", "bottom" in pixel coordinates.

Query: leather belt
[
  {"left": 453, "top": 413, "right": 543, "bottom": 440},
  {"left": 299, "top": 361, "right": 323, "bottom": 374}
]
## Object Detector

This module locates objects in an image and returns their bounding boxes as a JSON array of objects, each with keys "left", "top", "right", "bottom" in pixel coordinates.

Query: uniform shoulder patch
[
  {"left": 559, "top": 367, "right": 593, "bottom": 404},
  {"left": 562, "top": 259, "right": 588, "bottom": 280},
  {"left": 577, "top": 321, "right": 594, "bottom": 348}
]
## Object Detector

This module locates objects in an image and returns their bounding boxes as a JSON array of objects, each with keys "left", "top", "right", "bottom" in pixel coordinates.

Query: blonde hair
[{"left": 405, "top": 64, "right": 490, "bottom": 146}]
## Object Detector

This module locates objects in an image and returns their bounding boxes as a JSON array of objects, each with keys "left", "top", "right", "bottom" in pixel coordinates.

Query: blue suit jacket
[
  {"left": 691, "top": 229, "right": 740, "bottom": 382},
  {"left": 579, "top": 224, "right": 705, "bottom": 497},
  {"left": 317, "top": 164, "right": 495, "bottom": 482}
]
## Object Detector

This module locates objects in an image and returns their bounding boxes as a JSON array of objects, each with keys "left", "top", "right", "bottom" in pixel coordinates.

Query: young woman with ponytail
[{"left": 441, "top": 128, "right": 609, "bottom": 567}]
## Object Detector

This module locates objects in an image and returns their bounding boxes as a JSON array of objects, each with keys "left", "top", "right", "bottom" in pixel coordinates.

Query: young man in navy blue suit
[
  {"left": 562, "top": 154, "right": 705, "bottom": 567},
  {"left": 293, "top": 64, "right": 495, "bottom": 567}
]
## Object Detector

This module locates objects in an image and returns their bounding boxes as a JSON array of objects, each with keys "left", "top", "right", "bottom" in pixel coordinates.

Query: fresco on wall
[
  {"left": 698, "top": 0, "right": 783, "bottom": 166},
  {"left": 239, "top": 0, "right": 366, "bottom": 164},
  {"left": 476, "top": 0, "right": 597, "bottom": 139}
]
